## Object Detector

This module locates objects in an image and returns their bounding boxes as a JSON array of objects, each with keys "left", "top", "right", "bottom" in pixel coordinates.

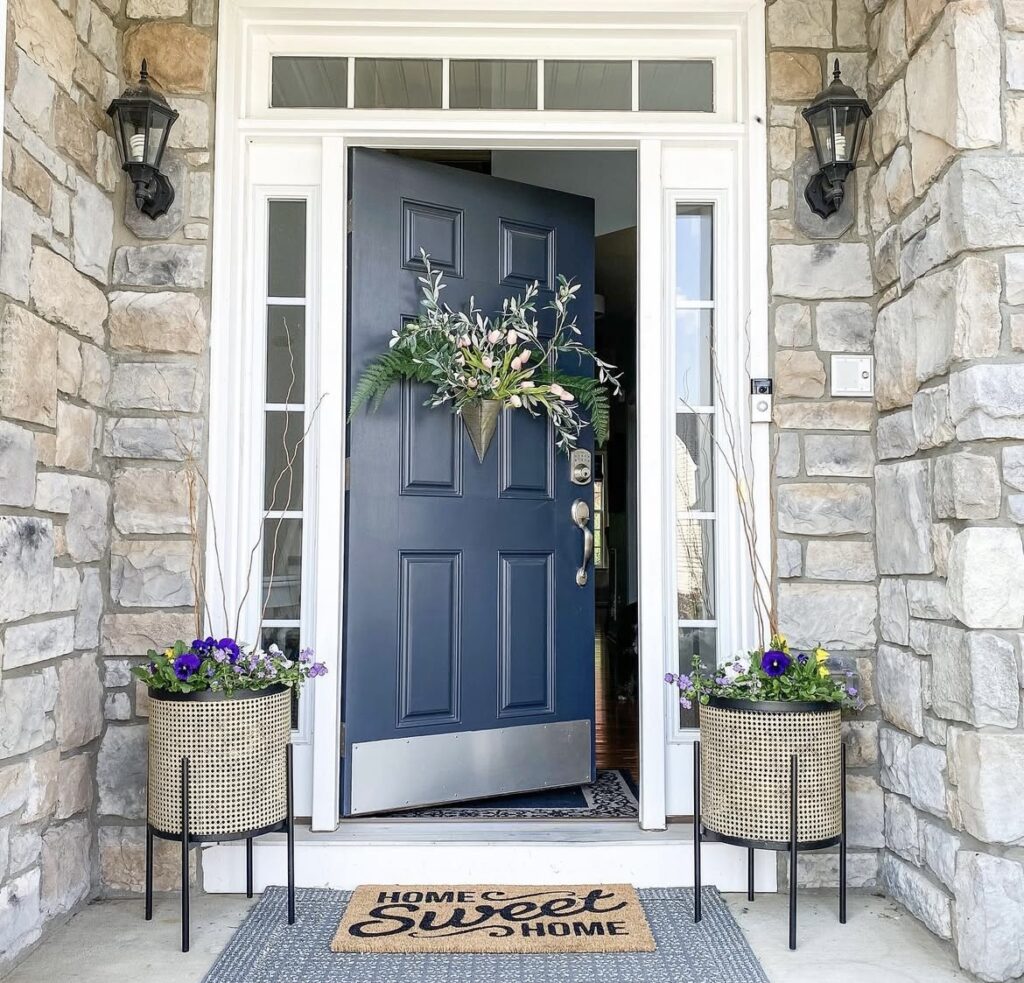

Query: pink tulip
[
  {"left": 521, "top": 381, "right": 535, "bottom": 389},
  {"left": 467, "top": 377, "right": 478, "bottom": 389},
  {"left": 482, "top": 355, "right": 493, "bottom": 369},
  {"left": 511, "top": 357, "right": 522, "bottom": 371},
  {"left": 488, "top": 329, "right": 502, "bottom": 345},
  {"left": 519, "top": 348, "right": 532, "bottom": 362},
  {"left": 559, "top": 390, "right": 574, "bottom": 402},
  {"left": 506, "top": 330, "right": 518, "bottom": 345},
  {"left": 509, "top": 395, "right": 522, "bottom": 408}
]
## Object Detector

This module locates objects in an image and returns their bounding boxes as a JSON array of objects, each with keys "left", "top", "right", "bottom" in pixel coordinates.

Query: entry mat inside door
[
  {"left": 386, "top": 769, "right": 639, "bottom": 820},
  {"left": 202, "top": 886, "right": 770, "bottom": 983}
]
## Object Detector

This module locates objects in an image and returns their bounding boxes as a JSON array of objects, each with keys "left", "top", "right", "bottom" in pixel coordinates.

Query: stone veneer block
[
  {"left": 875, "top": 462, "right": 933, "bottom": 574},
  {"left": 0, "top": 515, "right": 54, "bottom": 622},
  {"left": 28, "top": 247, "right": 108, "bottom": 345},
  {"left": 880, "top": 854, "right": 952, "bottom": 940},
  {"left": 954, "top": 732, "right": 1024, "bottom": 845},
  {"left": 932, "top": 452, "right": 1000, "bottom": 520},
  {"left": 770, "top": 243, "right": 873, "bottom": 299},
  {"left": 904, "top": 1, "right": 1001, "bottom": 195},
  {"left": 777, "top": 483, "right": 873, "bottom": 536},
  {"left": 950, "top": 363, "right": 1024, "bottom": 440},
  {"left": 0, "top": 304, "right": 57, "bottom": 426},
  {"left": 947, "top": 528, "right": 1024, "bottom": 629},
  {"left": 108, "top": 291, "right": 207, "bottom": 354},
  {"left": 774, "top": 401, "right": 873, "bottom": 431},
  {"left": 875, "top": 645, "right": 925, "bottom": 736},
  {"left": 777, "top": 583, "right": 877, "bottom": 650},
  {"left": 954, "top": 852, "right": 1024, "bottom": 982},
  {"left": 123, "top": 23, "right": 213, "bottom": 94}
]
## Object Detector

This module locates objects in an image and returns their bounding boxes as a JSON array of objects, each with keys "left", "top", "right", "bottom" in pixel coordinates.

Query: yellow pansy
[
  {"left": 813, "top": 646, "right": 829, "bottom": 663},
  {"left": 164, "top": 648, "right": 174, "bottom": 659}
]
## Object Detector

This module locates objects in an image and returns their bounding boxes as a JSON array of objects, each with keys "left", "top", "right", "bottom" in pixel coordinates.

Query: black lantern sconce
[
  {"left": 106, "top": 61, "right": 180, "bottom": 220},
  {"left": 801, "top": 60, "right": 872, "bottom": 219}
]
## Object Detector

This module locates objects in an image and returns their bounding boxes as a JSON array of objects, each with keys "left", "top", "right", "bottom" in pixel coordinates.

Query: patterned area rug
[
  {"left": 392, "top": 769, "right": 639, "bottom": 820},
  {"left": 202, "top": 886, "right": 770, "bottom": 983}
]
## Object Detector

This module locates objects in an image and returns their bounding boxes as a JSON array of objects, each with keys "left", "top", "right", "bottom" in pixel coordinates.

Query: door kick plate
[{"left": 349, "top": 719, "right": 592, "bottom": 815}]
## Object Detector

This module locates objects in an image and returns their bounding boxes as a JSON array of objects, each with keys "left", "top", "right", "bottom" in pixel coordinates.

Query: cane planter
[
  {"left": 698, "top": 696, "right": 842, "bottom": 849},
  {"left": 692, "top": 695, "right": 847, "bottom": 948},
  {"left": 148, "top": 683, "right": 291, "bottom": 839}
]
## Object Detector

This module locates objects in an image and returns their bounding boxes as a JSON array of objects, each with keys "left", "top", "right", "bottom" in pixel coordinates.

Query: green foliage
[{"left": 348, "top": 254, "right": 622, "bottom": 453}]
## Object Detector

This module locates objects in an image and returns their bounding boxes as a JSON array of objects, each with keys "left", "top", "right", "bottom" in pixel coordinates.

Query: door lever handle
[{"left": 571, "top": 499, "right": 593, "bottom": 587}]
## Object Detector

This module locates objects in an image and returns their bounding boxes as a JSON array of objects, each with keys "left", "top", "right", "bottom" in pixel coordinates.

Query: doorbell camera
[{"left": 750, "top": 378, "right": 773, "bottom": 423}]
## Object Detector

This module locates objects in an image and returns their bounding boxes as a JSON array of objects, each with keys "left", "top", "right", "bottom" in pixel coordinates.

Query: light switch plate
[{"left": 830, "top": 354, "right": 874, "bottom": 397}]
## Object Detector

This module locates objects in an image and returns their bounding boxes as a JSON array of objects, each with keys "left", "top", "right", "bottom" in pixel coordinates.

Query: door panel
[{"left": 343, "top": 148, "right": 596, "bottom": 815}]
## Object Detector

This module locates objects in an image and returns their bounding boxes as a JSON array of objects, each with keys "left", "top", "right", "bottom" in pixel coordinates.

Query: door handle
[{"left": 571, "top": 499, "right": 593, "bottom": 587}]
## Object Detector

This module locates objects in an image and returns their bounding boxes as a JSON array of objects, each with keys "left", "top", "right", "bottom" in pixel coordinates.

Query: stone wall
[
  {"left": 766, "top": 0, "right": 885, "bottom": 890},
  {"left": 0, "top": 0, "right": 214, "bottom": 971},
  {"left": 866, "top": 1, "right": 1024, "bottom": 980}
]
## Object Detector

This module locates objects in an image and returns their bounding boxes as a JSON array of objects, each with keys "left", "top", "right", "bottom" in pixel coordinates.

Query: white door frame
[{"left": 209, "top": 0, "right": 770, "bottom": 834}]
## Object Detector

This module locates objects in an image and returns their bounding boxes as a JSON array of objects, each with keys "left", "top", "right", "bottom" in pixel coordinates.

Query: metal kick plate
[
  {"left": 570, "top": 448, "right": 592, "bottom": 485},
  {"left": 349, "top": 719, "right": 593, "bottom": 815}
]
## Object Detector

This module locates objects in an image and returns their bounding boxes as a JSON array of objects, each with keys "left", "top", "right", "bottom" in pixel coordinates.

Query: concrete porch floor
[{"left": 3, "top": 890, "right": 974, "bottom": 983}]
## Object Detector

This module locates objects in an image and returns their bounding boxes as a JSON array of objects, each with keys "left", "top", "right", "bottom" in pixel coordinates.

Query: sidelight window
[
  {"left": 674, "top": 204, "right": 716, "bottom": 727},
  {"left": 261, "top": 199, "right": 310, "bottom": 701}
]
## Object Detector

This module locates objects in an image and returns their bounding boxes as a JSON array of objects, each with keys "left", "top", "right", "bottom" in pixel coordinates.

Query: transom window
[{"left": 270, "top": 57, "right": 714, "bottom": 112}]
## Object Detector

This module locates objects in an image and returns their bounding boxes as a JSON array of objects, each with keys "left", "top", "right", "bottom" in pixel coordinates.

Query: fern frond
[
  {"left": 348, "top": 351, "right": 411, "bottom": 417},
  {"left": 549, "top": 372, "right": 613, "bottom": 446}
]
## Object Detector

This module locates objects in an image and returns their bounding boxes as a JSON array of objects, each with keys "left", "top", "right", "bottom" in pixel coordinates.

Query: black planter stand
[
  {"left": 144, "top": 743, "right": 297, "bottom": 952},
  {"left": 693, "top": 740, "right": 847, "bottom": 950}
]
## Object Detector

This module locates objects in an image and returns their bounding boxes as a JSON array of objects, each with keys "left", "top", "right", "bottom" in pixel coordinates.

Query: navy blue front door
[{"left": 343, "top": 149, "right": 596, "bottom": 816}]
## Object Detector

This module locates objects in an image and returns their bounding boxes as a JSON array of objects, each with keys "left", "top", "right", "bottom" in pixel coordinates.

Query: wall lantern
[
  {"left": 106, "top": 61, "right": 179, "bottom": 220},
  {"left": 801, "top": 60, "right": 872, "bottom": 219}
]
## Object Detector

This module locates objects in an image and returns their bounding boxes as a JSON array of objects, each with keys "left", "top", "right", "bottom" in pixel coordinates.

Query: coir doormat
[{"left": 330, "top": 884, "right": 657, "bottom": 954}]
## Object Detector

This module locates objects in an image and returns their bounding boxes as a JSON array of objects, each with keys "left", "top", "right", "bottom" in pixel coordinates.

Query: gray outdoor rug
[{"left": 202, "top": 885, "right": 769, "bottom": 982}]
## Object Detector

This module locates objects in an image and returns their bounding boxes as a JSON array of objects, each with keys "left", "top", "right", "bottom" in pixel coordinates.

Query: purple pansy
[
  {"left": 172, "top": 651, "right": 201, "bottom": 681},
  {"left": 760, "top": 649, "right": 791, "bottom": 678},
  {"left": 797, "top": 652, "right": 809, "bottom": 664},
  {"left": 664, "top": 672, "right": 675, "bottom": 684},
  {"left": 218, "top": 638, "right": 241, "bottom": 664}
]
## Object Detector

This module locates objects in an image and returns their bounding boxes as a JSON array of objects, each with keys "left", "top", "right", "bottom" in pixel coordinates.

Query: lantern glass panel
[
  {"left": 833, "top": 104, "right": 866, "bottom": 163},
  {"left": 805, "top": 105, "right": 833, "bottom": 165},
  {"left": 116, "top": 102, "right": 152, "bottom": 164},
  {"left": 145, "top": 104, "right": 175, "bottom": 168}
]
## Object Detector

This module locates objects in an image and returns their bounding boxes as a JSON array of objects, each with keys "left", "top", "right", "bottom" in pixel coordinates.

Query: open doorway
[{"left": 343, "top": 148, "right": 638, "bottom": 820}]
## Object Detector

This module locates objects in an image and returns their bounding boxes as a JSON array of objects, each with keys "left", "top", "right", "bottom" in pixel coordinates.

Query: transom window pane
[
  {"left": 355, "top": 59, "right": 441, "bottom": 109},
  {"left": 450, "top": 59, "right": 536, "bottom": 110},
  {"left": 543, "top": 61, "right": 631, "bottom": 111},
  {"left": 639, "top": 61, "right": 714, "bottom": 112},
  {"left": 271, "top": 56, "right": 348, "bottom": 108}
]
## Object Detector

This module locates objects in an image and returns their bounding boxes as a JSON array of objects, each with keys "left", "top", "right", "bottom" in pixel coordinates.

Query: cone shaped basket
[{"left": 461, "top": 399, "right": 502, "bottom": 463}]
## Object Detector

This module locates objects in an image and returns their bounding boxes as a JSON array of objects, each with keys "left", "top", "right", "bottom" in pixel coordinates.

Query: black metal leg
[
  {"left": 693, "top": 740, "right": 702, "bottom": 924},
  {"left": 286, "top": 743, "right": 295, "bottom": 925},
  {"left": 145, "top": 825, "right": 154, "bottom": 921},
  {"left": 747, "top": 847, "right": 755, "bottom": 902},
  {"left": 181, "top": 757, "right": 190, "bottom": 953},
  {"left": 789, "top": 754, "right": 798, "bottom": 951},
  {"left": 246, "top": 837, "right": 254, "bottom": 899},
  {"left": 840, "top": 742, "right": 847, "bottom": 925}
]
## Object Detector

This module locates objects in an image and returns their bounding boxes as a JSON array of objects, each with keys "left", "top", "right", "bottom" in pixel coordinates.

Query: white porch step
[{"left": 201, "top": 821, "right": 778, "bottom": 894}]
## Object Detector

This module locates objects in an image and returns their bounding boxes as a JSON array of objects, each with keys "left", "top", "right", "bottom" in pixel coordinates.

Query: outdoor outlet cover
[{"left": 830, "top": 354, "right": 874, "bottom": 397}]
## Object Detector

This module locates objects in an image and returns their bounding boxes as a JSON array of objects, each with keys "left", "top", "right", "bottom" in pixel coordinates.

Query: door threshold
[{"left": 201, "top": 821, "right": 777, "bottom": 893}]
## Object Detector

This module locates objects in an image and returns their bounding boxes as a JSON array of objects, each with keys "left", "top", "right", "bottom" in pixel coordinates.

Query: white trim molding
[{"left": 210, "top": 0, "right": 770, "bottom": 835}]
